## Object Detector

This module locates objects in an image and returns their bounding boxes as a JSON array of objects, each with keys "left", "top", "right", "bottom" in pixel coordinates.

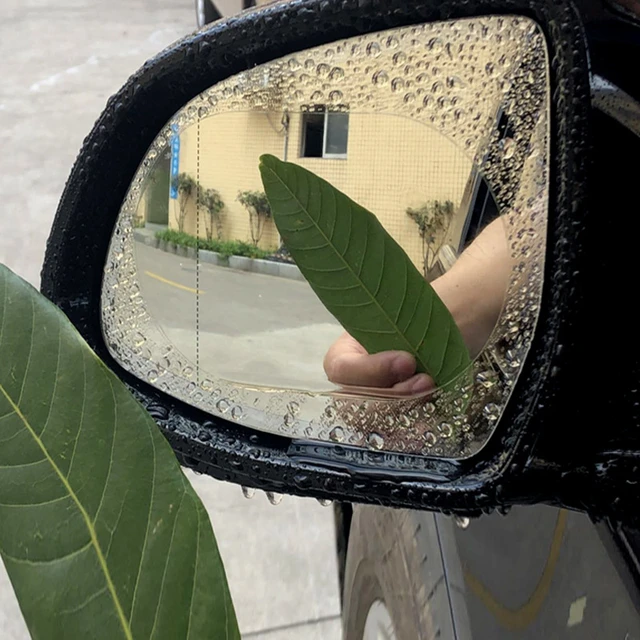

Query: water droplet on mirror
[
  {"left": 392, "top": 51, "right": 407, "bottom": 66},
  {"left": 501, "top": 138, "right": 516, "bottom": 159},
  {"left": 424, "top": 431, "right": 437, "bottom": 447},
  {"left": 281, "top": 413, "right": 295, "bottom": 429},
  {"left": 148, "top": 370, "right": 158, "bottom": 383},
  {"left": 366, "top": 42, "right": 381, "bottom": 57},
  {"left": 454, "top": 108, "right": 466, "bottom": 122},
  {"left": 372, "top": 70, "right": 389, "bottom": 86},
  {"left": 500, "top": 79, "right": 513, "bottom": 93},
  {"left": 231, "top": 406, "right": 244, "bottom": 420},
  {"left": 317, "top": 498, "right": 333, "bottom": 507},
  {"left": 266, "top": 491, "right": 283, "bottom": 505},
  {"left": 367, "top": 432, "right": 385, "bottom": 450},
  {"left": 329, "top": 90, "right": 343, "bottom": 102},
  {"left": 428, "top": 36, "right": 443, "bottom": 52},
  {"left": 241, "top": 486, "right": 255, "bottom": 499},
  {"left": 505, "top": 350, "right": 521, "bottom": 368},
  {"left": 454, "top": 515, "right": 470, "bottom": 529},
  {"left": 438, "top": 422, "right": 453, "bottom": 438},
  {"left": 304, "top": 58, "right": 315, "bottom": 70},
  {"left": 485, "top": 62, "right": 498, "bottom": 77},
  {"left": 403, "top": 92, "right": 416, "bottom": 104},
  {"left": 182, "top": 365, "right": 194, "bottom": 378},
  {"left": 422, "top": 402, "right": 436, "bottom": 416},
  {"left": 476, "top": 371, "right": 497, "bottom": 388},
  {"left": 386, "top": 35, "right": 399, "bottom": 49},
  {"left": 322, "top": 419, "right": 344, "bottom": 440},
  {"left": 198, "top": 106, "right": 208, "bottom": 118},
  {"left": 436, "top": 96, "right": 450, "bottom": 111},
  {"left": 216, "top": 398, "right": 231, "bottom": 413},
  {"left": 288, "top": 57, "right": 301, "bottom": 70},
  {"left": 391, "top": 77, "right": 405, "bottom": 92},
  {"left": 310, "top": 90, "right": 323, "bottom": 101},
  {"left": 316, "top": 63, "right": 330, "bottom": 77},
  {"left": 483, "top": 403, "right": 501, "bottom": 422},
  {"left": 446, "top": 75, "right": 466, "bottom": 89},
  {"left": 324, "top": 406, "right": 337, "bottom": 422},
  {"left": 399, "top": 414, "right": 411, "bottom": 428}
]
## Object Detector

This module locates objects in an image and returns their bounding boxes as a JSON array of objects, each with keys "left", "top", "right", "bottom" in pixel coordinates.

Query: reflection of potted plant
[
  {"left": 172, "top": 173, "right": 197, "bottom": 233},
  {"left": 199, "top": 186, "right": 225, "bottom": 241},
  {"left": 406, "top": 200, "right": 455, "bottom": 279},
  {"left": 237, "top": 190, "right": 272, "bottom": 246}
]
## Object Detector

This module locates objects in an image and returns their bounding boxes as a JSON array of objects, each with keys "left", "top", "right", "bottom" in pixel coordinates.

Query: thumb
[{"left": 325, "top": 349, "right": 417, "bottom": 388}]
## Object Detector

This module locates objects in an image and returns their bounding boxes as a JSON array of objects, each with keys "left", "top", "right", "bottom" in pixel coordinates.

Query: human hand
[{"left": 323, "top": 331, "right": 434, "bottom": 394}]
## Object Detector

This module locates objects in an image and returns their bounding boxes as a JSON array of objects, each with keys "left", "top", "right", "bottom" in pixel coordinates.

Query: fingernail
[
  {"left": 411, "top": 374, "right": 433, "bottom": 394},
  {"left": 390, "top": 353, "right": 415, "bottom": 380}
]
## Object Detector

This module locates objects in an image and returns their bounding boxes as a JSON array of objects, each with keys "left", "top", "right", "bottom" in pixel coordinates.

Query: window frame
[{"left": 300, "top": 107, "right": 349, "bottom": 159}]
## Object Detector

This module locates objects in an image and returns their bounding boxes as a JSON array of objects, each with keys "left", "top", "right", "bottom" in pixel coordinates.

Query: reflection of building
[{"left": 155, "top": 107, "right": 473, "bottom": 273}]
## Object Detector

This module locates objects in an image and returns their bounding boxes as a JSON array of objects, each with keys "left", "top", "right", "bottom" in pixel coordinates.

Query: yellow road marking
[
  {"left": 464, "top": 509, "right": 568, "bottom": 631},
  {"left": 144, "top": 271, "right": 204, "bottom": 295}
]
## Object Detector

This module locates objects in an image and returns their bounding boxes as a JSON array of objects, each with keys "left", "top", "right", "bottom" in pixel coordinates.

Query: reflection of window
[
  {"left": 458, "top": 110, "right": 512, "bottom": 251},
  {"left": 301, "top": 109, "right": 349, "bottom": 158}
]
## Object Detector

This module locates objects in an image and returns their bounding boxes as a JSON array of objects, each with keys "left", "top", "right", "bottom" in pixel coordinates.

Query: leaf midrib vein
[
  {"left": 0, "top": 380, "right": 133, "bottom": 640},
  {"left": 266, "top": 164, "right": 430, "bottom": 370}
]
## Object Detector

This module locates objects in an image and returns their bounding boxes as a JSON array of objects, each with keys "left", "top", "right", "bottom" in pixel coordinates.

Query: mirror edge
[{"left": 40, "top": 0, "right": 594, "bottom": 518}]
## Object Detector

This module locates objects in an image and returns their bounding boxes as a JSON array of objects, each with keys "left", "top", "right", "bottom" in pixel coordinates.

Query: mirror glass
[{"left": 103, "top": 16, "right": 549, "bottom": 459}]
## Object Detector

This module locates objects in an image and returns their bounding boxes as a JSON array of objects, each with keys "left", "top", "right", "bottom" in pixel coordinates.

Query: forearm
[{"left": 431, "top": 217, "right": 512, "bottom": 357}]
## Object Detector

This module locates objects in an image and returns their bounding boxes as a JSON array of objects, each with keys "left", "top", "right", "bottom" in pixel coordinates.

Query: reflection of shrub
[
  {"left": 237, "top": 190, "right": 272, "bottom": 246},
  {"left": 406, "top": 200, "right": 455, "bottom": 278},
  {"left": 172, "top": 173, "right": 198, "bottom": 233},
  {"left": 155, "top": 229, "right": 273, "bottom": 259},
  {"left": 199, "top": 186, "right": 225, "bottom": 241}
]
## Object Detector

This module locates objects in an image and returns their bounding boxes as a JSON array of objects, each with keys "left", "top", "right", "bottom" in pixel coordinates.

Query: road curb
[{"left": 134, "top": 230, "right": 304, "bottom": 282}]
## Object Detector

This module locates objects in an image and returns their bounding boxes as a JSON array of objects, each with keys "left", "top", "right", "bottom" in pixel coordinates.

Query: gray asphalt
[
  {"left": 0, "top": 1, "right": 342, "bottom": 638},
  {"left": 134, "top": 242, "right": 343, "bottom": 390}
]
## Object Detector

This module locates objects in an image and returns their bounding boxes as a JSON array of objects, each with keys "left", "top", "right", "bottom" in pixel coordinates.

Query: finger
[
  {"left": 391, "top": 373, "right": 435, "bottom": 395},
  {"left": 325, "top": 349, "right": 417, "bottom": 388},
  {"left": 332, "top": 373, "right": 436, "bottom": 398}
]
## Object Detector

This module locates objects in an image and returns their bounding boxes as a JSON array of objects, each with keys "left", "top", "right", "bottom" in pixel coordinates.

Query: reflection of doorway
[{"left": 145, "top": 151, "right": 171, "bottom": 226}]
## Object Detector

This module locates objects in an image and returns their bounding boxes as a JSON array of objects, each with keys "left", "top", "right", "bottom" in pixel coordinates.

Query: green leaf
[
  {"left": 0, "top": 265, "right": 239, "bottom": 640},
  {"left": 259, "top": 154, "right": 470, "bottom": 387}
]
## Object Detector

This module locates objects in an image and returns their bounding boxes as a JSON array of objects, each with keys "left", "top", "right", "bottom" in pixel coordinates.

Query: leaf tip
[{"left": 258, "top": 154, "right": 280, "bottom": 171}]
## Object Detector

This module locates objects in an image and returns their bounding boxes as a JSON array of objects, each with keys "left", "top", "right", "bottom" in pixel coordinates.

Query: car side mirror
[{"left": 41, "top": 0, "right": 640, "bottom": 523}]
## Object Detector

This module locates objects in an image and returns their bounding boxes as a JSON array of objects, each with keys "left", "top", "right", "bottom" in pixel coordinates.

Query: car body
[{"left": 334, "top": 1, "right": 640, "bottom": 634}]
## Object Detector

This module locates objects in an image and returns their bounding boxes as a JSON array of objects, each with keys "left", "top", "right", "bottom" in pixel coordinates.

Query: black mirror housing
[{"left": 42, "top": 0, "right": 640, "bottom": 524}]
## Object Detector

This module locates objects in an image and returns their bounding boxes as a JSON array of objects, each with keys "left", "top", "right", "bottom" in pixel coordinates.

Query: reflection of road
[{"left": 134, "top": 241, "right": 343, "bottom": 390}]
